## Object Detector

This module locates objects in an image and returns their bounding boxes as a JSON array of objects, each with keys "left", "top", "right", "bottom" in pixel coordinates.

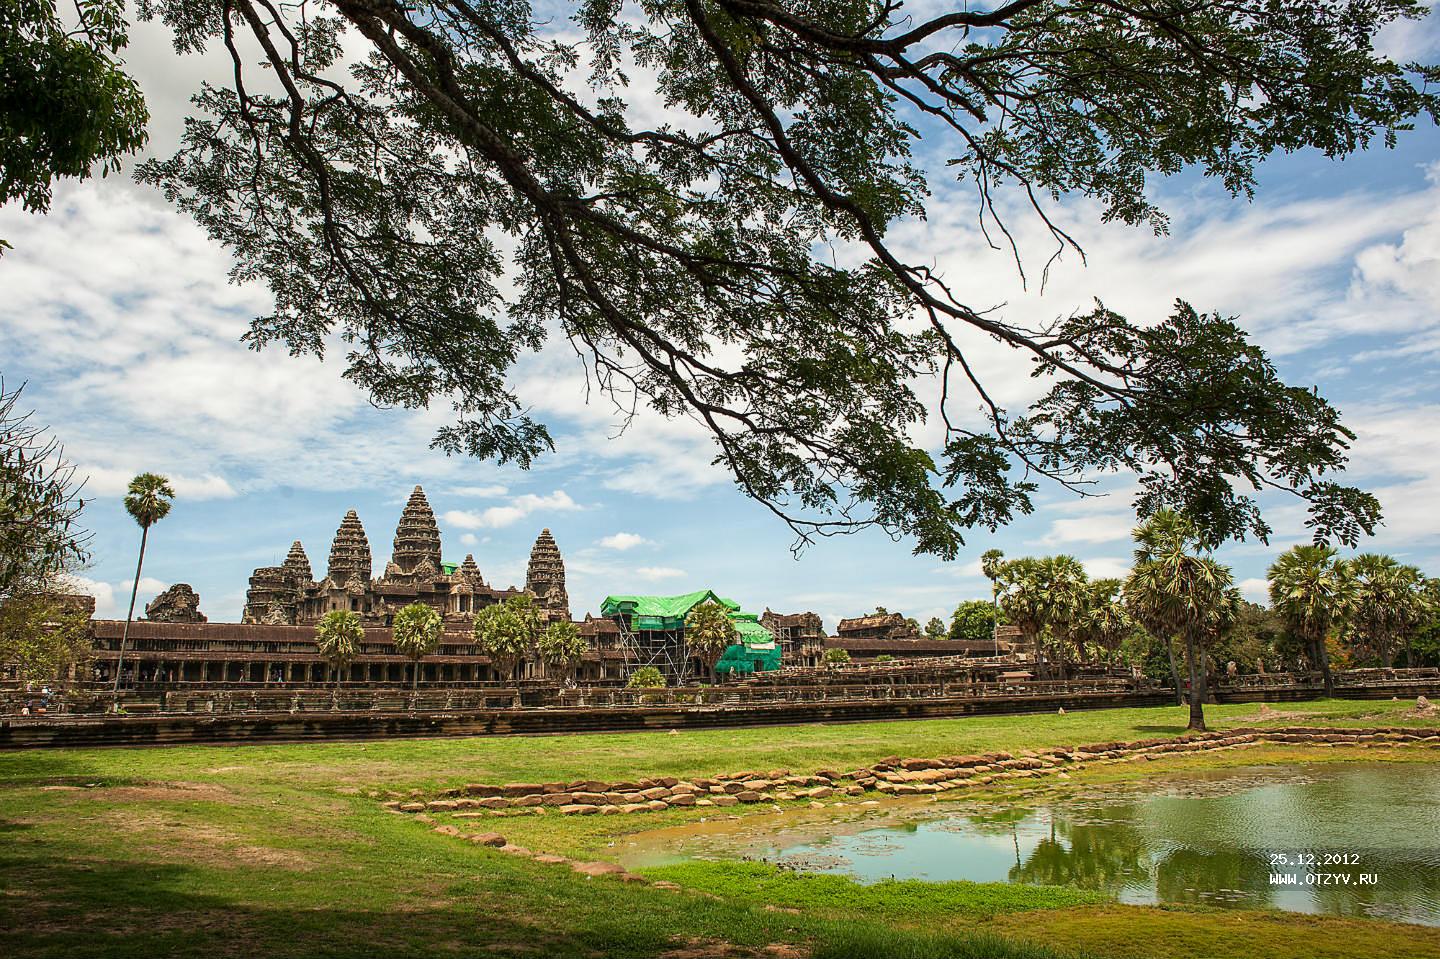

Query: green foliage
[
  {"left": 0, "top": 381, "right": 88, "bottom": 605},
  {"left": 874, "top": 654, "right": 894, "bottom": 663},
  {"left": 1345, "top": 554, "right": 1426, "bottom": 667},
  {"left": 683, "top": 601, "right": 739, "bottom": 668},
  {"left": 472, "top": 594, "right": 538, "bottom": 681},
  {"left": 1075, "top": 578, "right": 1133, "bottom": 664},
  {"left": 625, "top": 665, "right": 665, "bottom": 688},
  {"left": 948, "top": 600, "right": 1002, "bottom": 643},
  {"left": 994, "top": 555, "right": 1088, "bottom": 673},
  {"left": 535, "top": 619, "right": 586, "bottom": 671},
  {"left": 314, "top": 609, "right": 362, "bottom": 681},
  {"left": 0, "top": 593, "right": 90, "bottom": 681},
  {"left": 123, "top": 473, "right": 174, "bottom": 529},
  {"left": 1268, "top": 545, "right": 1354, "bottom": 690},
  {"left": 1124, "top": 510, "right": 1236, "bottom": 728},
  {"left": 923, "top": 616, "right": 945, "bottom": 640},
  {"left": 132, "top": 0, "right": 1431, "bottom": 555},
  {"left": 0, "top": 0, "right": 148, "bottom": 249},
  {"left": 824, "top": 647, "right": 852, "bottom": 666},
  {"left": 391, "top": 603, "right": 441, "bottom": 661},
  {"left": 1209, "top": 600, "right": 1286, "bottom": 674}
]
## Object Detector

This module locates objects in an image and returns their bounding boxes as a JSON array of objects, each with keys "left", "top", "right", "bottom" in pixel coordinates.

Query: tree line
[{"left": 940, "top": 515, "right": 1439, "bottom": 730}]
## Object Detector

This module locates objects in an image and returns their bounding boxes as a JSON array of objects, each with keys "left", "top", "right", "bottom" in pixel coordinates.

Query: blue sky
[{"left": 2, "top": 7, "right": 1438, "bottom": 629}]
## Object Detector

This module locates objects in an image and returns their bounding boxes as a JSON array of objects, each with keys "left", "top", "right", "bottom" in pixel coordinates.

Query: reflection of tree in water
[
  {"left": 1154, "top": 848, "right": 1274, "bottom": 908},
  {"left": 1309, "top": 853, "right": 1440, "bottom": 924},
  {"left": 1008, "top": 815, "right": 1151, "bottom": 891}
]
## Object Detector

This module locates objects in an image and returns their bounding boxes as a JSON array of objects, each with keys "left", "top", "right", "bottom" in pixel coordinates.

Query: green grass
[
  {"left": 643, "top": 861, "right": 1106, "bottom": 920},
  {"left": 2, "top": 698, "right": 1437, "bottom": 959}
]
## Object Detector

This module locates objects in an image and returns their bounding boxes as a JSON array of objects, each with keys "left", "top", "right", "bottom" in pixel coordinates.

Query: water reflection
[{"left": 771, "top": 763, "right": 1440, "bottom": 925}]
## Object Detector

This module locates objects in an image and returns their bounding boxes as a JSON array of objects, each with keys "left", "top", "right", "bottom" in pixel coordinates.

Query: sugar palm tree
[
  {"left": 1038, "top": 555, "right": 1088, "bottom": 680},
  {"left": 1077, "top": 578, "right": 1133, "bottom": 668},
  {"left": 684, "top": 601, "right": 740, "bottom": 681},
  {"left": 1346, "top": 554, "right": 1424, "bottom": 668},
  {"left": 981, "top": 548, "right": 1005, "bottom": 655},
  {"left": 391, "top": 602, "right": 443, "bottom": 695},
  {"left": 1124, "top": 510, "right": 1235, "bottom": 731},
  {"left": 112, "top": 473, "right": 175, "bottom": 705},
  {"left": 536, "top": 619, "right": 587, "bottom": 681},
  {"left": 995, "top": 557, "right": 1049, "bottom": 676},
  {"left": 315, "top": 609, "right": 362, "bottom": 695},
  {"left": 1268, "top": 545, "right": 1355, "bottom": 697},
  {"left": 473, "top": 594, "right": 539, "bottom": 682}
]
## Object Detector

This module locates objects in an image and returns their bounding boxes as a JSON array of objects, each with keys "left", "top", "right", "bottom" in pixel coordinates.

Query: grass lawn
[{"left": 2, "top": 698, "right": 1438, "bottom": 959}]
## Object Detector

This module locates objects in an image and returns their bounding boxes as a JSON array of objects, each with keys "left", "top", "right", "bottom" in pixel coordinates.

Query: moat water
[{"left": 630, "top": 763, "right": 1440, "bottom": 925}]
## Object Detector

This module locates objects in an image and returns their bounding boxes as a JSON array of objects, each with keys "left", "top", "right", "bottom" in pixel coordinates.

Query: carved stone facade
[
  {"left": 242, "top": 485, "right": 566, "bottom": 628},
  {"left": 145, "top": 584, "right": 207, "bottom": 623},
  {"left": 760, "top": 609, "right": 825, "bottom": 667},
  {"left": 835, "top": 612, "right": 920, "bottom": 642},
  {"left": 525, "top": 528, "right": 571, "bottom": 624}
]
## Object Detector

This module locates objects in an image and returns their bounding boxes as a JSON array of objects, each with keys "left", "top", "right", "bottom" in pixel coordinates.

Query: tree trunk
[
  {"left": 1381, "top": 636, "right": 1394, "bottom": 670},
  {"left": 1406, "top": 634, "right": 1415, "bottom": 669},
  {"left": 1164, "top": 636, "right": 1184, "bottom": 706},
  {"left": 1316, "top": 634, "right": 1335, "bottom": 698},
  {"left": 112, "top": 525, "right": 150, "bottom": 708},
  {"left": 1184, "top": 629, "right": 1206, "bottom": 731}
]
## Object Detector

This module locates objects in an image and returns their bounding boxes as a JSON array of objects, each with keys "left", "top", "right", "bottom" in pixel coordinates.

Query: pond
[{"left": 631, "top": 763, "right": 1440, "bottom": 925}]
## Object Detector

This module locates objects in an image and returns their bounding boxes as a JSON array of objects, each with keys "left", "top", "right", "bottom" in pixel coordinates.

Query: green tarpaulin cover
[{"left": 599, "top": 590, "right": 780, "bottom": 674}]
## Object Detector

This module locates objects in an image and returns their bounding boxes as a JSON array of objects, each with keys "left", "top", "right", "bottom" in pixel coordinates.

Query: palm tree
[
  {"left": 1124, "top": 510, "right": 1235, "bottom": 731},
  {"left": 473, "top": 594, "right": 539, "bottom": 682},
  {"left": 315, "top": 609, "right": 362, "bottom": 695},
  {"left": 1347, "top": 554, "right": 1424, "bottom": 668},
  {"left": 684, "top": 601, "right": 740, "bottom": 681},
  {"left": 1268, "top": 545, "right": 1355, "bottom": 697},
  {"left": 995, "top": 557, "right": 1049, "bottom": 676},
  {"left": 391, "top": 602, "right": 443, "bottom": 695},
  {"left": 981, "top": 548, "right": 1005, "bottom": 655},
  {"left": 112, "top": 473, "right": 175, "bottom": 705},
  {"left": 536, "top": 619, "right": 587, "bottom": 682},
  {"left": 1077, "top": 578, "right": 1133, "bottom": 668},
  {"left": 1038, "top": 555, "right": 1088, "bottom": 680}
]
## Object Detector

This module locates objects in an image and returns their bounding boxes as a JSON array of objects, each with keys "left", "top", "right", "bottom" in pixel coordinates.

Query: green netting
[
  {"left": 600, "top": 590, "right": 780, "bottom": 674},
  {"left": 600, "top": 590, "right": 740, "bottom": 631}
]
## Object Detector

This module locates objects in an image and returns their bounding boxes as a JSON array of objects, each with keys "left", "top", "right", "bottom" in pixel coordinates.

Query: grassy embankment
[{"left": 2, "top": 698, "right": 1438, "bottom": 959}]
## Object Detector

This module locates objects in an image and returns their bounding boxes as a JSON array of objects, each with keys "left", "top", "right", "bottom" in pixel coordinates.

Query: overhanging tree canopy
[{"left": 127, "top": 0, "right": 1437, "bottom": 552}]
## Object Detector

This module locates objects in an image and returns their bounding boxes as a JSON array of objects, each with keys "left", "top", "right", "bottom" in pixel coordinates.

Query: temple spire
[
  {"left": 391, "top": 485, "right": 443, "bottom": 576},
  {"left": 327, "top": 510, "right": 373, "bottom": 586},
  {"left": 525, "top": 528, "right": 570, "bottom": 622},
  {"left": 283, "top": 540, "right": 312, "bottom": 584}
]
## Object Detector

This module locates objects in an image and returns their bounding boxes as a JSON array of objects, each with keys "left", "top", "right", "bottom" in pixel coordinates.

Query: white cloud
[
  {"left": 65, "top": 575, "right": 167, "bottom": 618},
  {"left": 81, "top": 467, "right": 238, "bottom": 500},
  {"left": 635, "top": 566, "right": 686, "bottom": 581},
  {"left": 1239, "top": 577, "right": 1270, "bottom": 603},
  {"left": 460, "top": 533, "right": 479, "bottom": 546},
  {"left": 598, "top": 532, "right": 652, "bottom": 551},
  {"left": 1041, "top": 513, "right": 1134, "bottom": 547},
  {"left": 442, "top": 490, "right": 580, "bottom": 529},
  {"left": 1076, "top": 557, "right": 1131, "bottom": 579},
  {"left": 447, "top": 484, "right": 509, "bottom": 498}
]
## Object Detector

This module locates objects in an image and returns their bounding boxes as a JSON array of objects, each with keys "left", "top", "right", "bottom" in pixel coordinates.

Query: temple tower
[
  {"left": 283, "top": 540, "right": 312, "bottom": 585},
  {"left": 525, "top": 528, "right": 570, "bottom": 622},
  {"left": 326, "top": 510, "right": 373, "bottom": 586},
  {"left": 391, "top": 486, "right": 443, "bottom": 576},
  {"left": 457, "top": 553, "right": 486, "bottom": 585}
]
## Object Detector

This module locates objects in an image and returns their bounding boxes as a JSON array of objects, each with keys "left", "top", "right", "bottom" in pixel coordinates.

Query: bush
[
  {"left": 824, "top": 648, "right": 852, "bottom": 666},
  {"left": 626, "top": 666, "right": 666, "bottom": 688}
]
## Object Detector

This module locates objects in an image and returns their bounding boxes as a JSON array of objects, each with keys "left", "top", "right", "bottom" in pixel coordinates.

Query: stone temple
[{"left": 241, "top": 486, "right": 569, "bottom": 627}]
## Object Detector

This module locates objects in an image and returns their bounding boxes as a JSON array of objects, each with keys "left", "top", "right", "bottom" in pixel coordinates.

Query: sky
[{"left": 2, "top": 5, "right": 1439, "bottom": 631}]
